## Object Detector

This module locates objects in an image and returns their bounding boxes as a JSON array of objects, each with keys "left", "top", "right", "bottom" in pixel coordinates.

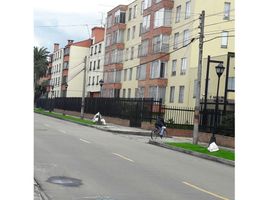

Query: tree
[
  {"left": 34, "top": 46, "right": 49, "bottom": 101},
  {"left": 34, "top": 46, "right": 49, "bottom": 86}
]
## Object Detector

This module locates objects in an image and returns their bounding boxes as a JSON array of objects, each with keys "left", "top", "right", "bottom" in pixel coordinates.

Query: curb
[
  {"left": 35, "top": 111, "right": 151, "bottom": 136},
  {"left": 91, "top": 125, "right": 151, "bottom": 136},
  {"left": 148, "top": 140, "right": 235, "bottom": 167},
  {"left": 34, "top": 179, "right": 50, "bottom": 200}
]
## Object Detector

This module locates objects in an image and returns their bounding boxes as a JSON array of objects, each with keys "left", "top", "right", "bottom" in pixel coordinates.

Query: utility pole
[
  {"left": 80, "top": 56, "right": 87, "bottom": 119},
  {"left": 193, "top": 10, "right": 205, "bottom": 144}
]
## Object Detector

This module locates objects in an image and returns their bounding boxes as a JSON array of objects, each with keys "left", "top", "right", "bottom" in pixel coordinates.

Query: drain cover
[{"left": 47, "top": 176, "right": 82, "bottom": 187}]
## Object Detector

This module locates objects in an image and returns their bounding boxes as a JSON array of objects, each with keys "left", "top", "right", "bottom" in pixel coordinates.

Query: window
[
  {"left": 124, "top": 69, "right": 127, "bottom": 81},
  {"left": 97, "top": 59, "right": 100, "bottom": 69},
  {"left": 105, "top": 34, "right": 111, "bottom": 47},
  {"left": 96, "top": 76, "right": 99, "bottom": 85},
  {"left": 136, "top": 64, "right": 146, "bottom": 80},
  {"left": 127, "top": 28, "right": 130, "bottom": 40},
  {"left": 169, "top": 86, "right": 175, "bottom": 103},
  {"left": 152, "top": 34, "right": 169, "bottom": 53},
  {"left": 221, "top": 31, "right": 228, "bottom": 48},
  {"left": 63, "top": 62, "right": 69, "bottom": 69},
  {"left": 185, "top": 1, "right": 191, "bottom": 19},
  {"left": 122, "top": 89, "right": 126, "bottom": 98},
  {"left": 107, "top": 15, "right": 112, "bottom": 28},
  {"left": 128, "top": 8, "right": 132, "bottom": 21},
  {"left": 183, "top": 29, "right": 189, "bottom": 46},
  {"left": 139, "top": 23, "right": 143, "bottom": 36},
  {"left": 144, "top": 0, "right": 151, "bottom": 10},
  {"left": 93, "top": 61, "right": 96, "bottom": 70},
  {"left": 154, "top": 8, "right": 171, "bottom": 28},
  {"left": 142, "top": 15, "right": 150, "bottom": 33},
  {"left": 133, "top": 5, "right": 137, "bottom": 18},
  {"left": 141, "top": 0, "right": 144, "bottom": 15},
  {"left": 127, "top": 89, "right": 131, "bottom": 98},
  {"left": 92, "top": 76, "right": 95, "bottom": 85},
  {"left": 115, "top": 70, "right": 121, "bottom": 83},
  {"left": 114, "top": 10, "right": 126, "bottom": 24},
  {"left": 178, "top": 86, "right": 185, "bottom": 103},
  {"left": 130, "top": 47, "right": 134, "bottom": 60},
  {"left": 90, "top": 47, "right": 93, "bottom": 55},
  {"left": 104, "top": 53, "right": 109, "bottom": 65},
  {"left": 180, "top": 57, "right": 187, "bottom": 75},
  {"left": 98, "top": 44, "right": 102, "bottom": 53},
  {"left": 149, "top": 86, "right": 166, "bottom": 102},
  {"left": 132, "top": 26, "right": 136, "bottom": 39},
  {"left": 150, "top": 60, "right": 167, "bottom": 78},
  {"left": 125, "top": 48, "right": 129, "bottom": 61},
  {"left": 224, "top": 2, "right": 231, "bottom": 19},
  {"left": 138, "top": 39, "right": 149, "bottom": 57},
  {"left": 171, "top": 59, "right": 177, "bottom": 76},
  {"left": 94, "top": 45, "right": 97, "bottom": 54},
  {"left": 228, "top": 77, "right": 235, "bottom": 90},
  {"left": 174, "top": 32, "right": 179, "bottom": 49},
  {"left": 176, "top": 5, "right": 181, "bottom": 23},
  {"left": 129, "top": 68, "right": 133, "bottom": 80}
]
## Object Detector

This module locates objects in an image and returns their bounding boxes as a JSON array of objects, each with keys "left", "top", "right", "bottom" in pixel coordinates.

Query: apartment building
[
  {"left": 62, "top": 39, "right": 92, "bottom": 97},
  {"left": 86, "top": 27, "right": 105, "bottom": 97},
  {"left": 48, "top": 43, "right": 64, "bottom": 98},
  {"left": 103, "top": 0, "right": 234, "bottom": 107},
  {"left": 102, "top": 5, "right": 127, "bottom": 97}
]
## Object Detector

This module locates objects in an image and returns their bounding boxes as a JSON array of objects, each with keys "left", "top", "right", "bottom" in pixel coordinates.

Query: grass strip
[
  {"left": 34, "top": 108, "right": 95, "bottom": 126},
  {"left": 165, "top": 142, "right": 235, "bottom": 161}
]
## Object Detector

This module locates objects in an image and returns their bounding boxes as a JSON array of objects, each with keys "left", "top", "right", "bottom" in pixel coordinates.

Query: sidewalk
[{"left": 92, "top": 123, "right": 151, "bottom": 136}]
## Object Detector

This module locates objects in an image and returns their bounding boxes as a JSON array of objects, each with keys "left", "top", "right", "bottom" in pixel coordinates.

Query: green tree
[
  {"left": 34, "top": 46, "right": 49, "bottom": 101},
  {"left": 34, "top": 46, "right": 49, "bottom": 86}
]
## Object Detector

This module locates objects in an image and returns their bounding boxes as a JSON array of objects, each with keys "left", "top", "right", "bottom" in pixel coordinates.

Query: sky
[{"left": 34, "top": 0, "right": 133, "bottom": 52}]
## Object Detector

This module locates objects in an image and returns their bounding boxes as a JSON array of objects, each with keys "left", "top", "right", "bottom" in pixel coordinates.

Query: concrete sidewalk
[{"left": 92, "top": 123, "right": 151, "bottom": 136}]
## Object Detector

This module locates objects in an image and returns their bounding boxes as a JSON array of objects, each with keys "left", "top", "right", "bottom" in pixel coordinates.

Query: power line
[{"left": 203, "top": 35, "right": 235, "bottom": 43}]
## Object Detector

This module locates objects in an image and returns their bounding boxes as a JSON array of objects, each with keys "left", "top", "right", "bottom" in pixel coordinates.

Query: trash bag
[{"left": 207, "top": 142, "right": 219, "bottom": 152}]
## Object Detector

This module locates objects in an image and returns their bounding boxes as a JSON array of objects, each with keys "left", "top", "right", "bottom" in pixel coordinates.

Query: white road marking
[
  {"left": 182, "top": 181, "right": 230, "bottom": 200},
  {"left": 112, "top": 153, "right": 134, "bottom": 163},
  {"left": 79, "top": 139, "right": 91, "bottom": 144},
  {"left": 59, "top": 130, "right": 67, "bottom": 134}
]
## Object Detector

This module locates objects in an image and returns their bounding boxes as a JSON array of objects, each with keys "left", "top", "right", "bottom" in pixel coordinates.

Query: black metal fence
[
  {"left": 36, "top": 97, "right": 159, "bottom": 127},
  {"left": 36, "top": 97, "right": 234, "bottom": 137}
]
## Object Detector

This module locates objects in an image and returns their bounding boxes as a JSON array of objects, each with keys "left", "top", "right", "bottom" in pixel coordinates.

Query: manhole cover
[{"left": 47, "top": 176, "right": 82, "bottom": 187}]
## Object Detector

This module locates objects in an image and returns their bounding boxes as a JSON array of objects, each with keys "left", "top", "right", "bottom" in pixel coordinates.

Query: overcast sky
[{"left": 34, "top": 0, "right": 133, "bottom": 53}]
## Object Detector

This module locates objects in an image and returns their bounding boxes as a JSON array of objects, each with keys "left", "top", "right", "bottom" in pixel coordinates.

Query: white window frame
[
  {"left": 171, "top": 59, "right": 177, "bottom": 76},
  {"left": 178, "top": 86, "right": 185, "bottom": 103},
  {"left": 185, "top": 1, "right": 191, "bottom": 19},
  {"left": 176, "top": 5, "right": 181, "bottom": 23},
  {"left": 224, "top": 2, "right": 231, "bottom": 20},
  {"left": 142, "top": 15, "right": 150, "bottom": 33},
  {"left": 180, "top": 57, "right": 187, "bottom": 75},
  {"left": 174, "top": 32, "right": 179, "bottom": 49},
  {"left": 183, "top": 29, "right": 189, "bottom": 46},
  {"left": 221, "top": 31, "right": 228, "bottom": 48},
  {"left": 169, "top": 86, "right": 175, "bottom": 103}
]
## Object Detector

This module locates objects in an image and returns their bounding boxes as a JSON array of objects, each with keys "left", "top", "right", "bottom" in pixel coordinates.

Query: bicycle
[{"left": 151, "top": 126, "right": 167, "bottom": 140}]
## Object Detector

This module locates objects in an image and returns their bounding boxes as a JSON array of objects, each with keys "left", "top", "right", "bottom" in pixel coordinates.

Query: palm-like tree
[
  {"left": 34, "top": 46, "right": 49, "bottom": 86},
  {"left": 34, "top": 46, "right": 49, "bottom": 101}
]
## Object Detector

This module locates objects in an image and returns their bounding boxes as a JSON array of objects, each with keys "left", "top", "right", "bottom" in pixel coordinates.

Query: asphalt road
[{"left": 34, "top": 113, "right": 234, "bottom": 200}]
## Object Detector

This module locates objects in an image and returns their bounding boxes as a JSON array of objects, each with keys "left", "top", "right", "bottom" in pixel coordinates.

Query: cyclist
[{"left": 154, "top": 116, "right": 166, "bottom": 139}]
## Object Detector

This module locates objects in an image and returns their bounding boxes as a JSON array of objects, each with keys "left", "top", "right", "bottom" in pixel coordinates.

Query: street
[{"left": 34, "top": 113, "right": 234, "bottom": 200}]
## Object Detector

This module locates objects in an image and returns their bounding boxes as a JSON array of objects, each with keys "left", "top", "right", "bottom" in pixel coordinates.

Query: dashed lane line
[
  {"left": 79, "top": 139, "right": 91, "bottom": 144},
  {"left": 112, "top": 153, "right": 134, "bottom": 163},
  {"left": 182, "top": 181, "right": 230, "bottom": 200}
]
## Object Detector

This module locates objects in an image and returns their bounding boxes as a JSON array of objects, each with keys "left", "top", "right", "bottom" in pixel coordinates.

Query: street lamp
[
  {"left": 99, "top": 79, "right": 104, "bottom": 97},
  {"left": 63, "top": 83, "right": 68, "bottom": 115},
  {"left": 209, "top": 63, "right": 225, "bottom": 144},
  {"left": 49, "top": 85, "right": 54, "bottom": 112}
]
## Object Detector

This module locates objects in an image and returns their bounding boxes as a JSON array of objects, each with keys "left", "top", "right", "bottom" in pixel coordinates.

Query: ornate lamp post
[
  {"left": 99, "top": 79, "right": 104, "bottom": 97},
  {"left": 209, "top": 63, "right": 225, "bottom": 144}
]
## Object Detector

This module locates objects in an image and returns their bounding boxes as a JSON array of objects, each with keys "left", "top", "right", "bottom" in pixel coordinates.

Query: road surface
[{"left": 34, "top": 113, "right": 234, "bottom": 200}]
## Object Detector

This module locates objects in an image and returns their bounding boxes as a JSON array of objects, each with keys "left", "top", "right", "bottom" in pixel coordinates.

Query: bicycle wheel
[
  {"left": 151, "top": 128, "right": 158, "bottom": 140},
  {"left": 162, "top": 129, "right": 167, "bottom": 138}
]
